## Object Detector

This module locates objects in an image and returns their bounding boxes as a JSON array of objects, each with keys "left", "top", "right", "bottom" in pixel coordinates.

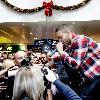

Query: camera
[
  {"left": 41, "top": 68, "right": 48, "bottom": 75},
  {"left": 41, "top": 66, "right": 51, "bottom": 89},
  {"left": 21, "top": 57, "right": 32, "bottom": 66}
]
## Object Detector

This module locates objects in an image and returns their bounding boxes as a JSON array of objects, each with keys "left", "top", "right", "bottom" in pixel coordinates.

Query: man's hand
[
  {"left": 0, "top": 82, "right": 7, "bottom": 93},
  {"left": 56, "top": 42, "right": 63, "bottom": 55}
]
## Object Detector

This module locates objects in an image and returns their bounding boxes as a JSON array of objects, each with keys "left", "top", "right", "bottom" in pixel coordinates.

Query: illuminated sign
[
  {"left": 34, "top": 39, "right": 58, "bottom": 47},
  {"left": 0, "top": 47, "right": 3, "bottom": 50},
  {"left": 7, "top": 47, "right": 12, "bottom": 51},
  {"left": 0, "top": 44, "right": 21, "bottom": 53}
]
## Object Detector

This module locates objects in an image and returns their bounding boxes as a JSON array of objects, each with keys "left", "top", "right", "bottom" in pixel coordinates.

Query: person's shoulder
[
  {"left": 73, "top": 34, "right": 90, "bottom": 42},
  {"left": 71, "top": 35, "right": 90, "bottom": 48},
  {"left": 72, "top": 34, "right": 85, "bottom": 43}
]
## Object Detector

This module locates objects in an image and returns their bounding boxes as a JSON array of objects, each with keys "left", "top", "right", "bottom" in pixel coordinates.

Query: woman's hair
[{"left": 12, "top": 66, "right": 45, "bottom": 100}]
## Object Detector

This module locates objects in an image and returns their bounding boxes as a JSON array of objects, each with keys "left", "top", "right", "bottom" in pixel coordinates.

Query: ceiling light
[
  {"left": 30, "top": 32, "right": 33, "bottom": 34},
  {"left": 22, "top": 23, "right": 25, "bottom": 26},
  {"left": 22, "top": 35, "right": 25, "bottom": 38},
  {"left": 34, "top": 38, "right": 37, "bottom": 40}
]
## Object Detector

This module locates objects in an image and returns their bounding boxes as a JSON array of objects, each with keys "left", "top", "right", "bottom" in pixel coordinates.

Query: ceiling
[{"left": 0, "top": 21, "right": 100, "bottom": 44}]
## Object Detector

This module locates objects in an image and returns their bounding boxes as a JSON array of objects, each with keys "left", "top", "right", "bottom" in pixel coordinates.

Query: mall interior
[
  {"left": 0, "top": 0, "right": 100, "bottom": 100},
  {"left": 0, "top": 21, "right": 100, "bottom": 100},
  {"left": 0, "top": 21, "right": 100, "bottom": 52}
]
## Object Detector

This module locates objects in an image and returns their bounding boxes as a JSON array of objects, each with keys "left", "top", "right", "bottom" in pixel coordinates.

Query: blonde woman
[{"left": 12, "top": 66, "right": 53, "bottom": 100}]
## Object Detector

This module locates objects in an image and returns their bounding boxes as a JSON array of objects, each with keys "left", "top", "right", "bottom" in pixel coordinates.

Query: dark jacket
[{"left": 53, "top": 79, "right": 82, "bottom": 100}]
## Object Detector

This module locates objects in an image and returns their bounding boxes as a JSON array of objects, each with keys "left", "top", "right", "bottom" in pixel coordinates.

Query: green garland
[
  {"left": 53, "top": 0, "right": 91, "bottom": 11},
  {"left": 1, "top": 0, "right": 91, "bottom": 13},
  {"left": 1, "top": 0, "right": 43, "bottom": 13}
]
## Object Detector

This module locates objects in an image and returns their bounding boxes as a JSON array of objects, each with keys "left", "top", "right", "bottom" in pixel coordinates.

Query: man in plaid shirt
[{"left": 50, "top": 25, "right": 100, "bottom": 100}]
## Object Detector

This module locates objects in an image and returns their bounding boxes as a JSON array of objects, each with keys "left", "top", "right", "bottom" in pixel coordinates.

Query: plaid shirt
[{"left": 53, "top": 33, "right": 100, "bottom": 80}]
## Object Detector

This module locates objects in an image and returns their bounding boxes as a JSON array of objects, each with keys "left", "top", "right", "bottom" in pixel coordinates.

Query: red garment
[{"left": 53, "top": 33, "right": 100, "bottom": 80}]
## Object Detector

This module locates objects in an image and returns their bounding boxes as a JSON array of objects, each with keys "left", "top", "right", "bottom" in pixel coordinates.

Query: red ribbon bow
[{"left": 43, "top": 1, "right": 53, "bottom": 17}]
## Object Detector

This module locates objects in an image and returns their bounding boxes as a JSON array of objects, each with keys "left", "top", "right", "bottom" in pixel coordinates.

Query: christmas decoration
[
  {"left": 43, "top": 1, "right": 53, "bottom": 16},
  {"left": 53, "top": 0, "right": 91, "bottom": 11},
  {"left": 1, "top": 0, "right": 91, "bottom": 15},
  {"left": 1, "top": 0, "right": 43, "bottom": 13}
]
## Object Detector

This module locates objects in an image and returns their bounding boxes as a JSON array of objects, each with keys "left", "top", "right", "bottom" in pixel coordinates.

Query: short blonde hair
[
  {"left": 14, "top": 51, "right": 26, "bottom": 60},
  {"left": 56, "top": 24, "right": 73, "bottom": 34},
  {"left": 12, "top": 66, "right": 45, "bottom": 100}
]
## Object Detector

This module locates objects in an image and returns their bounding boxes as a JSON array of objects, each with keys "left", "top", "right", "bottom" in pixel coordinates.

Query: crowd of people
[{"left": 0, "top": 25, "right": 100, "bottom": 100}]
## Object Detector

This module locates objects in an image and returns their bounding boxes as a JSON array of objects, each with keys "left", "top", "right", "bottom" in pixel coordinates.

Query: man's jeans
[{"left": 80, "top": 76, "right": 100, "bottom": 100}]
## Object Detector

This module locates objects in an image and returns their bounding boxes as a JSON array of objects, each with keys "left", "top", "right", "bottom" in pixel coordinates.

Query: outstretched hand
[{"left": 56, "top": 42, "right": 63, "bottom": 54}]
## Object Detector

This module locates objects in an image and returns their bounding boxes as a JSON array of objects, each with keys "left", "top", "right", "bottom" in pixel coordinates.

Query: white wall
[{"left": 0, "top": 0, "right": 100, "bottom": 22}]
